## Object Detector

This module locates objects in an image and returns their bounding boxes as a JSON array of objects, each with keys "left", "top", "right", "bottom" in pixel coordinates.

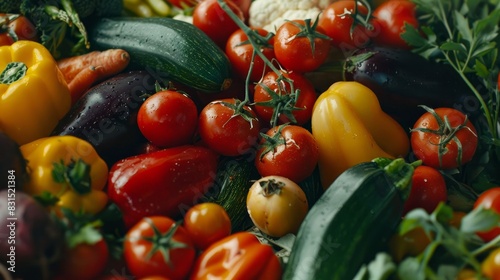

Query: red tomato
[
  {"left": 274, "top": 19, "right": 331, "bottom": 73},
  {"left": 183, "top": 202, "right": 231, "bottom": 250},
  {"left": 231, "top": 0, "right": 251, "bottom": 19},
  {"left": 9, "top": 15, "right": 38, "bottom": 41},
  {"left": 124, "top": 216, "right": 196, "bottom": 280},
  {"left": 255, "top": 124, "right": 319, "bottom": 183},
  {"left": 474, "top": 187, "right": 500, "bottom": 242},
  {"left": 253, "top": 71, "right": 317, "bottom": 127},
  {"left": 137, "top": 90, "right": 198, "bottom": 148},
  {"left": 318, "top": 0, "right": 371, "bottom": 50},
  {"left": 411, "top": 107, "right": 478, "bottom": 170},
  {"left": 225, "top": 28, "right": 275, "bottom": 82},
  {"left": 402, "top": 165, "right": 447, "bottom": 215},
  {"left": 54, "top": 239, "right": 109, "bottom": 280},
  {"left": 193, "top": 0, "right": 245, "bottom": 48},
  {"left": 0, "top": 14, "right": 38, "bottom": 46},
  {"left": 198, "top": 98, "right": 261, "bottom": 156},
  {"left": 497, "top": 71, "right": 500, "bottom": 90},
  {"left": 371, "top": 0, "right": 419, "bottom": 49}
]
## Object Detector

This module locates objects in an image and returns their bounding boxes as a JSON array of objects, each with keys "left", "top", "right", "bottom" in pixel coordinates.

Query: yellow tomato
[
  {"left": 246, "top": 175, "right": 308, "bottom": 237},
  {"left": 482, "top": 247, "right": 500, "bottom": 279}
]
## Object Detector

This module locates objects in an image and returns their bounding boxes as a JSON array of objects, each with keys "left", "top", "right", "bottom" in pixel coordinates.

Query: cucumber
[
  {"left": 283, "top": 158, "right": 416, "bottom": 280},
  {"left": 206, "top": 156, "right": 260, "bottom": 232},
  {"left": 88, "top": 17, "right": 232, "bottom": 93}
]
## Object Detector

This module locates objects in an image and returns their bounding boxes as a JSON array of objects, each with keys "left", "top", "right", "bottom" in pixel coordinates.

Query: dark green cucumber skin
[
  {"left": 207, "top": 156, "right": 260, "bottom": 232},
  {"left": 283, "top": 162, "right": 404, "bottom": 280},
  {"left": 88, "top": 17, "right": 232, "bottom": 93}
]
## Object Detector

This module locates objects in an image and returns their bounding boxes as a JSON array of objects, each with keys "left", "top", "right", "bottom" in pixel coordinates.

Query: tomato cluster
[{"left": 3, "top": 0, "right": 499, "bottom": 279}]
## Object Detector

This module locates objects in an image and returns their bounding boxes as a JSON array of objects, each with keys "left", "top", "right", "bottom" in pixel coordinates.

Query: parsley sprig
[
  {"left": 401, "top": 0, "right": 500, "bottom": 141},
  {"left": 401, "top": 0, "right": 500, "bottom": 191}
]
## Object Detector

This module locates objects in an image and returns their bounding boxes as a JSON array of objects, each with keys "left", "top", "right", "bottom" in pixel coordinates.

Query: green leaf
[
  {"left": 474, "top": 59, "right": 490, "bottom": 78},
  {"left": 353, "top": 252, "right": 396, "bottom": 280},
  {"left": 431, "top": 202, "right": 454, "bottom": 225},
  {"left": 401, "top": 23, "right": 429, "bottom": 48},
  {"left": 460, "top": 205, "right": 500, "bottom": 233},
  {"left": 34, "top": 191, "right": 60, "bottom": 207},
  {"left": 454, "top": 11, "right": 473, "bottom": 44},
  {"left": 397, "top": 257, "right": 426, "bottom": 280},
  {"left": 67, "top": 223, "right": 103, "bottom": 248},
  {"left": 439, "top": 41, "right": 467, "bottom": 53}
]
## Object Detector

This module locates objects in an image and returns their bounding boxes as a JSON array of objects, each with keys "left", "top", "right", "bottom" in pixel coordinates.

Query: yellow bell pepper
[
  {"left": 0, "top": 40, "right": 71, "bottom": 145},
  {"left": 311, "top": 81, "right": 410, "bottom": 189},
  {"left": 20, "top": 135, "right": 108, "bottom": 215}
]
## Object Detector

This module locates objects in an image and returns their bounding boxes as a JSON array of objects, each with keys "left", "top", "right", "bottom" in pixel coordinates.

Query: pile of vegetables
[{"left": 1, "top": 0, "right": 500, "bottom": 279}]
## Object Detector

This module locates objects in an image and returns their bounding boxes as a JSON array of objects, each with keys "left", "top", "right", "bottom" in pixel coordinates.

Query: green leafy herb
[
  {"left": 401, "top": 0, "right": 500, "bottom": 191},
  {"left": 356, "top": 203, "right": 500, "bottom": 279}
]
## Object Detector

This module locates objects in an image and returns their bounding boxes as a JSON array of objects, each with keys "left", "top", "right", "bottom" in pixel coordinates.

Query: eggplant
[
  {"left": 343, "top": 46, "right": 479, "bottom": 127},
  {"left": 0, "top": 190, "right": 64, "bottom": 280},
  {"left": 51, "top": 70, "right": 157, "bottom": 165}
]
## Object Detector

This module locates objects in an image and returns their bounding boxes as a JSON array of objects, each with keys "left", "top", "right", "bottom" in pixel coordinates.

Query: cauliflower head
[{"left": 249, "top": 0, "right": 334, "bottom": 32}]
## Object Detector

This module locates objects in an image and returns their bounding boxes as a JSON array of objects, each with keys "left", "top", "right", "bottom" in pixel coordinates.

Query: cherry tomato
[
  {"left": 273, "top": 19, "right": 331, "bottom": 73},
  {"left": 411, "top": 107, "right": 478, "bottom": 170},
  {"left": 183, "top": 202, "right": 231, "bottom": 250},
  {"left": 225, "top": 28, "right": 275, "bottom": 82},
  {"left": 54, "top": 239, "right": 109, "bottom": 280},
  {"left": 198, "top": 98, "right": 261, "bottom": 156},
  {"left": 193, "top": 0, "right": 245, "bottom": 48},
  {"left": 473, "top": 187, "right": 500, "bottom": 242},
  {"left": 318, "top": 0, "right": 371, "bottom": 50},
  {"left": 255, "top": 124, "right": 319, "bottom": 183},
  {"left": 388, "top": 227, "right": 432, "bottom": 262},
  {"left": 8, "top": 15, "right": 38, "bottom": 41},
  {"left": 124, "top": 216, "right": 196, "bottom": 280},
  {"left": 253, "top": 70, "right": 317, "bottom": 127},
  {"left": 137, "top": 90, "right": 198, "bottom": 148},
  {"left": 402, "top": 165, "right": 447, "bottom": 215},
  {"left": 246, "top": 175, "right": 309, "bottom": 237},
  {"left": 482, "top": 247, "right": 500, "bottom": 279},
  {"left": 371, "top": 0, "right": 419, "bottom": 49}
]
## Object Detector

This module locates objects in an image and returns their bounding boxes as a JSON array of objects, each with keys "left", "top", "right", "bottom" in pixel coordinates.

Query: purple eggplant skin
[
  {"left": 0, "top": 132, "right": 28, "bottom": 191},
  {"left": 51, "top": 70, "right": 156, "bottom": 165},
  {"left": 343, "top": 46, "right": 480, "bottom": 127},
  {"left": 0, "top": 190, "right": 64, "bottom": 280}
]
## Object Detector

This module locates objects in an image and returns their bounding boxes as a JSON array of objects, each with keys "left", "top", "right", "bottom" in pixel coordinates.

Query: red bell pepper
[
  {"left": 108, "top": 145, "right": 219, "bottom": 228},
  {"left": 189, "top": 232, "right": 282, "bottom": 280}
]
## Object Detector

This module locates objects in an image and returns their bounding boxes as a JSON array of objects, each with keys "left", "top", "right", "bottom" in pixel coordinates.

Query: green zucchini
[
  {"left": 206, "top": 156, "right": 260, "bottom": 232},
  {"left": 283, "top": 158, "right": 416, "bottom": 280},
  {"left": 88, "top": 17, "right": 232, "bottom": 93}
]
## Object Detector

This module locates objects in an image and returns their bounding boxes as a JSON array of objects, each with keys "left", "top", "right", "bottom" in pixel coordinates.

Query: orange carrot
[
  {"left": 67, "top": 66, "right": 100, "bottom": 105},
  {"left": 57, "top": 49, "right": 131, "bottom": 105}
]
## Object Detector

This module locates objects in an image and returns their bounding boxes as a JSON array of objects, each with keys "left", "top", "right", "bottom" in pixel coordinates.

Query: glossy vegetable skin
[
  {"left": 311, "top": 81, "right": 410, "bottom": 188},
  {"left": 20, "top": 135, "right": 109, "bottom": 215},
  {"left": 247, "top": 176, "right": 309, "bottom": 237},
  {"left": 0, "top": 40, "right": 71, "bottom": 145},
  {"left": 51, "top": 70, "right": 156, "bottom": 165},
  {"left": 343, "top": 46, "right": 476, "bottom": 126},
  {"left": 108, "top": 145, "right": 219, "bottom": 228},
  {"left": 190, "top": 232, "right": 282, "bottom": 280},
  {"left": 124, "top": 216, "right": 196, "bottom": 280},
  {"left": 283, "top": 158, "right": 415, "bottom": 280},
  {"left": 88, "top": 17, "right": 233, "bottom": 92}
]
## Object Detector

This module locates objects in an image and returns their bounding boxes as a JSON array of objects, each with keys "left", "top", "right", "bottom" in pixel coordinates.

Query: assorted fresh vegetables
[{"left": 1, "top": 0, "right": 500, "bottom": 279}]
